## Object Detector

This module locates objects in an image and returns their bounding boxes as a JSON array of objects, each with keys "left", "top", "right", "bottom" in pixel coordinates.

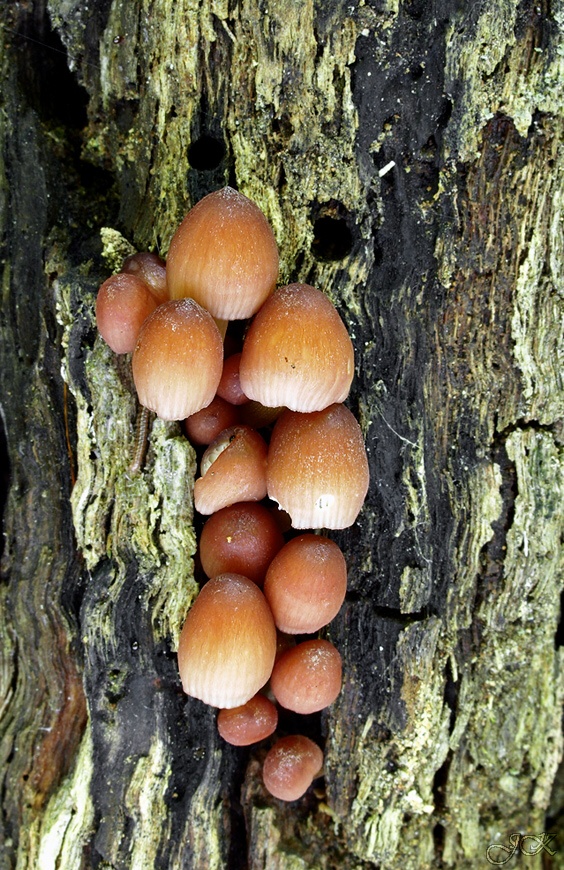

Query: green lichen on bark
[
  {"left": 32, "top": 731, "right": 95, "bottom": 869},
  {"left": 57, "top": 272, "right": 199, "bottom": 644}
]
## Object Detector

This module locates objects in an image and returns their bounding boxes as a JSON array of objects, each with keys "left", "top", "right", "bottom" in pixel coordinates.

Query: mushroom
[
  {"left": 263, "top": 534, "right": 347, "bottom": 633},
  {"left": 269, "top": 639, "right": 342, "bottom": 714},
  {"left": 267, "top": 403, "right": 369, "bottom": 529},
  {"left": 194, "top": 425, "right": 268, "bottom": 515},
  {"left": 216, "top": 353, "right": 249, "bottom": 405},
  {"left": 132, "top": 298, "right": 223, "bottom": 420},
  {"left": 239, "top": 283, "right": 354, "bottom": 412},
  {"left": 177, "top": 573, "right": 277, "bottom": 708},
  {"left": 199, "top": 502, "right": 285, "bottom": 586},
  {"left": 166, "top": 186, "right": 279, "bottom": 320},
  {"left": 96, "top": 273, "right": 161, "bottom": 354},
  {"left": 262, "top": 735, "right": 323, "bottom": 801},
  {"left": 217, "top": 694, "right": 278, "bottom": 746},
  {"left": 183, "top": 396, "right": 241, "bottom": 446}
]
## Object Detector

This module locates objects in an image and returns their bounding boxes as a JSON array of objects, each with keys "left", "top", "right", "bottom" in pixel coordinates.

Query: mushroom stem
[{"left": 129, "top": 405, "right": 153, "bottom": 474}]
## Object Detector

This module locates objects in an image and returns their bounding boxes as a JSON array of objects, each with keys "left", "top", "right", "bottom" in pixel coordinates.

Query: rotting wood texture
[{"left": 1, "top": 0, "right": 563, "bottom": 868}]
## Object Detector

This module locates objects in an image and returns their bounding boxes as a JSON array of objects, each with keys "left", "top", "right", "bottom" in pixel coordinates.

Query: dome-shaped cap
[
  {"left": 263, "top": 534, "right": 347, "bottom": 632},
  {"left": 262, "top": 735, "right": 323, "bottom": 801},
  {"left": 177, "top": 574, "right": 277, "bottom": 708},
  {"left": 132, "top": 298, "right": 223, "bottom": 420},
  {"left": 267, "top": 404, "right": 369, "bottom": 529},
  {"left": 166, "top": 186, "right": 279, "bottom": 320},
  {"left": 239, "top": 283, "right": 354, "bottom": 412}
]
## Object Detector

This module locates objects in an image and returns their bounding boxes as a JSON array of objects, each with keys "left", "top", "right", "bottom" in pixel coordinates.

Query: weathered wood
[{"left": 1, "top": 0, "right": 563, "bottom": 867}]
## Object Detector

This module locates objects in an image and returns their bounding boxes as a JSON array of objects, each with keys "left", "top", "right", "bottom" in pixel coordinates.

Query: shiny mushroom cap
[
  {"left": 177, "top": 573, "right": 277, "bottom": 709},
  {"left": 240, "top": 283, "right": 354, "bottom": 412},
  {"left": 132, "top": 298, "right": 223, "bottom": 420},
  {"left": 267, "top": 404, "right": 369, "bottom": 529},
  {"left": 166, "top": 186, "right": 279, "bottom": 320}
]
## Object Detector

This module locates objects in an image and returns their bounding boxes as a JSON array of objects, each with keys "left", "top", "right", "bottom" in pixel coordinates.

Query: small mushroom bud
[
  {"left": 183, "top": 396, "right": 241, "bottom": 446},
  {"left": 194, "top": 425, "right": 268, "bottom": 515},
  {"left": 217, "top": 353, "right": 249, "bottom": 405},
  {"left": 239, "top": 283, "right": 354, "bottom": 412},
  {"left": 96, "top": 273, "right": 161, "bottom": 354},
  {"left": 132, "top": 299, "right": 223, "bottom": 421},
  {"left": 262, "top": 735, "right": 323, "bottom": 802},
  {"left": 199, "top": 502, "right": 285, "bottom": 585},
  {"left": 177, "top": 574, "right": 277, "bottom": 708},
  {"left": 217, "top": 694, "right": 278, "bottom": 746},
  {"left": 267, "top": 404, "right": 369, "bottom": 529},
  {"left": 166, "top": 186, "right": 279, "bottom": 320},
  {"left": 121, "top": 252, "right": 168, "bottom": 303},
  {"left": 270, "top": 639, "right": 342, "bottom": 714},
  {"left": 263, "top": 534, "right": 347, "bottom": 633}
]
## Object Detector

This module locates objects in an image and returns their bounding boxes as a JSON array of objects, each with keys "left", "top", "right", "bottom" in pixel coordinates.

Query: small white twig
[
  {"left": 378, "top": 160, "right": 396, "bottom": 177},
  {"left": 221, "top": 19, "right": 236, "bottom": 42}
]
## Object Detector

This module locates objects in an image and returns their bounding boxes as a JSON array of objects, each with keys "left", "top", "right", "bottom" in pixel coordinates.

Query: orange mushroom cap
[
  {"left": 132, "top": 298, "right": 223, "bottom": 421},
  {"left": 199, "top": 502, "right": 285, "bottom": 586},
  {"left": 239, "top": 283, "right": 354, "bottom": 412},
  {"left": 262, "top": 735, "right": 323, "bottom": 801},
  {"left": 217, "top": 694, "right": 278, "bottom": 746},
  {"left": 166, "top": 186, "right": 279, "bottom": 320},
  {"left": 194, "top": 425, "right": 268, "bottom": 515},
  {"left": 177, "top": 574, "right": 277, "bottom": 708},
  {"left": 96, "top": 273, "right": 160, "bottom": 354},
  {"left": 183, "top": 395, "right": 241, "bottom": 446},
  {"left": 270, "top": 639, "right": 342, "bottom": 714},
  {"left": 267, "top": 404, "right": 369, "bottom": 529},
  {"left": 263, "top": 534, "right": 347, "bottom": 633}
]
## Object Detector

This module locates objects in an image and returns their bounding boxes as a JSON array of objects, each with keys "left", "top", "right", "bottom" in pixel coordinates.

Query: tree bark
[{"left": 1, "top": 0, "right": 563, "bottom": 868}]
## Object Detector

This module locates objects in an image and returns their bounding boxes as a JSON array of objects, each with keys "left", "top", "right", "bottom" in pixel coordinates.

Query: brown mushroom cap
[
  {"left": 96, "top": 273, "right": 160, "bottom": 354},
  {"left": 183, "top": 396, "right": 241, "bottom": 446},
  {"left": 262, "top": 735, "right": 323, "bottom": 801},
  {"left": 132, "top": 298, "right": 223, "bottom": 421},
  {"left": 199, "top": 502, "right": 285, "bottom": 586},
  {"left": 194, "top": 425, "right": 268, "bottom": 515},
  {"left": 217, "top": 694, "right": 278, "bottom": 746},
  {"left": 166, "top": 186, "right": 279, "bottom": 320},
  {"left": 239, "top": 283, "right": 354, "bottom": 412},
  {"left": 263, "top": 534, "right": 347, "bottom": 633},
  {"left": 177, "top": 574, "right": 277, "bottom": 708},
  {"left": 267, "top": 404, "right": 369, "bottom": 529},
  {"left": 217, "top": 353, "right": 249, "bottom": 405},
  {"left": 270, "top": 639, "right": 342, "bottom": 714}
]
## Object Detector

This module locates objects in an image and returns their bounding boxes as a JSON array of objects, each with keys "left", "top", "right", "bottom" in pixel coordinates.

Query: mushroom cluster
[{"left": 95, "top": 187, "right": 369, "bottom": 802}]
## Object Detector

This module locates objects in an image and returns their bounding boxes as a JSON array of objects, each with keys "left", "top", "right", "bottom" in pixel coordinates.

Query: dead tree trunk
[{"left": 1, "top": 1, "right": 563, "bottom": 868}]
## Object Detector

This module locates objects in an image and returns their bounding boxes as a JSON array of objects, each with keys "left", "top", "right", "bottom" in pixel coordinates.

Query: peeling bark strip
[{"left": 1, "top": 0, "right": 563, "bottom": 868}]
